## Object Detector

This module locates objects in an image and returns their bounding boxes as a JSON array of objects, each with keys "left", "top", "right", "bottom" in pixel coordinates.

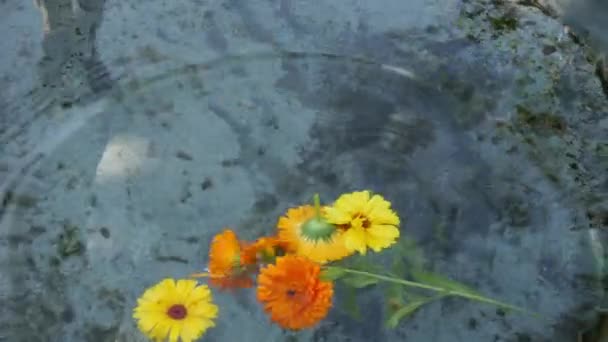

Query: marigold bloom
[
  {"left": 133, "top": 278, "right": 218, "bottom": 342},
  {"left": 277, "top": 205, "right": 351, "bottom": 263},
  {"left": 241, "top": 236, "right": 287, "bottom": 265},
  {"left": 324, "top": 190, "right": 400, "bottom": 255},
  {"left": 204, "top": 229, "right": 254, "bottom": 289},
  {"left": 257, "top": 255, "right": 333, "bottom": 330}
]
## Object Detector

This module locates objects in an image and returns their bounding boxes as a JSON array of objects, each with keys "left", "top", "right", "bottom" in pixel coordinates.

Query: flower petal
[
  {"left": 334, "top": 191, "right": 369, "bottom": 214},
  {"left": 175, "top": 279, "right": 197, "bottom": 303},
  {"left": 343, "top": 227, "right": 367, "bottom": 254},
  {"left": 136, "top": 311, "right": 162, "bottom": 332},
  {"left": 190, "top": 301, "right": 219, "bottom": 319},
  {"left": 365, "top": 224, "right": 400, "bottom": 251},
  {"left": 168, "top": 323, "right": 182, "bottom": 342},
  {"left": 367, "top": 224, "right": 400, "bottom": 239},
  {"left": 323, "top": 206, "right": 351, "bottom": 224},
  {"left": 187, "top": 285, "right": 212, "bottom": 304},
  {"left": 178, "top": 319, "right": 199, "bottom": 342},
  {"left": 367, "top": 199, "right": 400, "bottom": 225},
  {"left": 364, "top": 194, "right": 391, "bottom": 213},
  {"left": 149, "top": 319, "right": 171, "bottom": 340},
  {"left": 141, "top": 279, "right": 173, "bottom": 302}
]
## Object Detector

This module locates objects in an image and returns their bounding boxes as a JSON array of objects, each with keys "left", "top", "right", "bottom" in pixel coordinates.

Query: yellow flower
[
  {"left": 324, "top": 190, "right": 400, "bottom": 255},
  {"left": 133, "top": 278, "right": 218, "bottom": 342},
  {"left": 278, "top": 205, "right": 352, "bottom": 263}
]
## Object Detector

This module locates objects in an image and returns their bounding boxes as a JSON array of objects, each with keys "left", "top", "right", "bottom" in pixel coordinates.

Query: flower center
[
  {"left": 300, "top": 217, "right": 337, "bottom": 242},
  {"left": 351, "top": 213, "right": 371, "bottom": 229},
  {"left": 167, "top": 304, "right": 187, "bottom": 320},
  {"left": 226, "top": 253, "right": 249, "bottom": 274},
  {"left": 286, "top": 289, "right": 297, "bottom": 297}
]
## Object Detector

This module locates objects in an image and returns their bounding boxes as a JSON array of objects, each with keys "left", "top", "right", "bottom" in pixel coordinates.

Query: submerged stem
[
  {"left": 327, "top": 266, "right": 530, "bottom": 315},
  {"left": 190, "top": 272, "right": 211, "bottom": 278}
]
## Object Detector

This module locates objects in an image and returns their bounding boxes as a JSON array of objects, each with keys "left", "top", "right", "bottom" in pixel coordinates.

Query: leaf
[
  {"left": 411, "top": 269, "right": 480, "bottom": 296},
  {"left": 343, "top": 285, "right": 361, "bottom": 320},
  {"left": 395, "top": 236, "right": 427, "bottom": 270},
  {"left": 390, "top": 255, "right": 407, "bottom": 278},
  {"left": 321, "top": 267, "right": 347, "bottom": 281},
  {"left": 348, "top": 255, "right": 384, "bottom": 273},
  {"left": 384, "top": 283, "right": 406, "bottom": 307},
  {"left": 342, "top": 274, "right": 379, "bottom": 288},
  {"left": 384, "top": 282, "right": 428, "bottom": 315},
  {"left": 385, "top": 298, "right": 429, "bottom": 329}
]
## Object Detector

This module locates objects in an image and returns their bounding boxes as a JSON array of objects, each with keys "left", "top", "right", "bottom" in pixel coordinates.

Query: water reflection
[{"left": 35, "top": 0, "right": 114, "bottom": 100}]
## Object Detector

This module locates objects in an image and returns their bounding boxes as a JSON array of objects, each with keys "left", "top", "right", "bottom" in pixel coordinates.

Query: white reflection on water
[{"left": 95, "top": 134, "right": 155, "bottom": 183}]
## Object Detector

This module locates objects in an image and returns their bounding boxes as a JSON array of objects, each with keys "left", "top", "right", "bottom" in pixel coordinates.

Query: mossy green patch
[
  {"left": 490, "top": 15, "right": 518, "bottom": 32},
  {"left": 1, "top": 191, "right": 38, "bottom": 209},
  {"left": 515, "top": 105, "right": 567, "bottom": 134},
  {"left": 84, "top": 324, "right": 119, "bottom": 342},
  {"left": 57, "top": 223, "right": 84, "bottom": 258}
]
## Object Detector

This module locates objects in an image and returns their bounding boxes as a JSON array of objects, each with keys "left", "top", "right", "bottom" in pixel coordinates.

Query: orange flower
[
  {"left": 198, "top": 229, "right": 254, "bottom": 289},
  {"left": 278, "top": 205, "right": 351, "bottom": 263},
  {"left": 257, "top": 255, "right": 333, "bottom": 330},
  {"left": 242, "top": 236, "right": 287, "bottom": 265}
]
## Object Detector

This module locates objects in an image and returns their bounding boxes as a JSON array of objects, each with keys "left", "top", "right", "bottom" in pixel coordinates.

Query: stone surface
[{"left": 1, "top": 0, "right": 607, "bottom": 341}]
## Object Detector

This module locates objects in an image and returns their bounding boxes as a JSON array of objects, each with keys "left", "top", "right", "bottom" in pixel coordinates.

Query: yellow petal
[
  {"left": 158, "top": 278, "right": 176, "bottom": 291},
  {"left": 187, "top": 287, "right": 213, "bottom": 311},
  {"left": 351, "top": 190, "right": 371, "bottom": 204},
  {"left": 334, "top": 191, "right": 369, "bottom": 214},
  {"left": 168, "top": 323, "right": 182, "bottom": 342},
  {"left": 367, "top": 224, "right": 400, "bottom": 238},
  {"left": 175, "top": 279, "right": 197, "bottom": 303},
  {"left": 149, "top": 320, "right": 171, "bottom": 340},
  {"left": 136, "top": 310, "right": 164, "bottom": 332},
  {"left": 367, "top": 202, "right": 400, "bottom": 226},
  {"left": 365, "top": 225, "right": 400, "bottom": 252},
  {"left": 323, "top": 207, "right": 351, "bottom": 224},
  {"left": 155, "top": 279, "right": 177, "bottom": 301},
  {"left": 364, "top": 194, "right": 391, "bottom": 213},
  {"left": 141, "top": 281, "right": 169, "bottom": 302},
  {"left": 134, "top": 300, "right": 164, "bottom": 317},
  {"left": 181, "top": 317, "right": 211, "bottom": 341},
  {"left": 343, "top": 227, "right": 367, "bottom": 254},
  {"left": 190, "top": 302, "right": 219, "bottom": 319}
]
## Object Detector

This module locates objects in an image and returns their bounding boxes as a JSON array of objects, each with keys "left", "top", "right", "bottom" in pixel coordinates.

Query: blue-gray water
[{"left": 1, "top": 0, "right": 607, "bottom": 341}]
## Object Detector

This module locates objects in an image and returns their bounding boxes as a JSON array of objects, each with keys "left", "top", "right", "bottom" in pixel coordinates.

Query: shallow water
[{"left": 1, "top": 0, "right": 607, "bottom": 341}]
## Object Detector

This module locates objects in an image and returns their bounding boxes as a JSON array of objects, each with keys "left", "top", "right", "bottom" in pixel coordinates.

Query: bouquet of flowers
[{"left": 132, "top": 191, "right": 527, "bottom": 342}]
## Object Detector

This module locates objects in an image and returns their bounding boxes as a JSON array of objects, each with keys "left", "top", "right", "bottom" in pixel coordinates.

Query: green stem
[
  {"left": 330, "top": 267, "right": 530, "bottom": 315},
  {"left": 313, "top": 193, "right": 321, "bottom": 218}
]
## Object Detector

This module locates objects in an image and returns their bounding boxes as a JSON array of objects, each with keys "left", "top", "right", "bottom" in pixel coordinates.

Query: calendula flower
[
  {"left": 277, "top": 205, "right": 352, "bottom": 263},
  {"left": 133, "top": 278, "right": 218, "bottom": 342},
  {"left": 324, "top": 190, "right": 400, "bottom": 255},
  {"left": 241, "top": 236, "right": 287, "bottom": 265},
  {"left": 194, "top": 229, "right": 254, "bottom": 289},
  {"left": 257, "top": 255, "right": 333, "bottom": 330}
]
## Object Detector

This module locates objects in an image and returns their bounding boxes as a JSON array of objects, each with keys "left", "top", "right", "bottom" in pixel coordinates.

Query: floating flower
[
  {"left": 194, "top": 229, "right": 254, "bottom": 289},
  {"left": 324, "top": 190, "right": 400, "bottom": 255},
  {"left": 257, "top": 255, "right": 333, "bottom": 330},
  {"left": 133, "top": 278, "right": 218, "bottom": 342},
  {"left": 242, "top": 236, "right": 287, "bottom": 265},
  {"left": 278, "top": 204, "right": 352, "bottom": 263}
]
